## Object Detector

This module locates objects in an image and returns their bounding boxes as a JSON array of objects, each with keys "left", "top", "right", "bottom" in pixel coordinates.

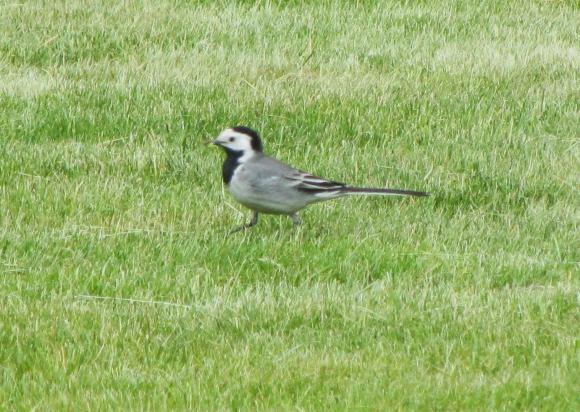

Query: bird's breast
[{"left": 227, "top": 164, "right": 304, "bottom": 214}]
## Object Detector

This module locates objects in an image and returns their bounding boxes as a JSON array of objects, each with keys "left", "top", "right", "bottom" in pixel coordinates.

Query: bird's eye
[{"left": 229, "top": 137, "right": 235, "bottom": 142}]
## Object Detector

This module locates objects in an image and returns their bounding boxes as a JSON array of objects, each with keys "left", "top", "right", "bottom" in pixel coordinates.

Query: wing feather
[{"left": 284, "top": 172, "right": 346, "bottom": 197}]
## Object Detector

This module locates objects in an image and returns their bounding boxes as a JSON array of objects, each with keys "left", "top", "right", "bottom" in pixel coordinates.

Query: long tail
[
  {"left": 291, "top": 173, "right": 429, "bottom": 199},
  {"left": 342, "top": 187, "right": 429, "bottom": 197}
]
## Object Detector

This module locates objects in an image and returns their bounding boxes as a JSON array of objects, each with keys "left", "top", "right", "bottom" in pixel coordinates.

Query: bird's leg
[
  {"left": 228, "top": 211, "right": 259, "bottom": 235},
  {"left": 290, "top": 213, "right": 301, "bottom": 227},
  {"left": 248, "top": 211, "right": 259, "bottom": 227}
]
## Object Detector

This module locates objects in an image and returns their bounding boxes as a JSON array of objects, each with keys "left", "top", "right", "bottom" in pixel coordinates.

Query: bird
[{"left": 210, "top": 126, "right": 428, "bottom": 233}]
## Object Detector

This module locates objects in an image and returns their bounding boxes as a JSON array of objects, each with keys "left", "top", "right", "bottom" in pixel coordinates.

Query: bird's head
[{"left": 211, "top": 126, "right": 263, "bottom": 156}]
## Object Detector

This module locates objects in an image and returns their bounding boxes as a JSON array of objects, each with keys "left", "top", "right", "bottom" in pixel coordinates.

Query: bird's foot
[{"left": 227, "top": 212, "right": 259, "bottom": 236}]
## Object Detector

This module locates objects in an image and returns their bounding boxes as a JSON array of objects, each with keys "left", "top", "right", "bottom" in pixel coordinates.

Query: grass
[{"left": 0, "top": 0, "right": 578, "bottom": 409}]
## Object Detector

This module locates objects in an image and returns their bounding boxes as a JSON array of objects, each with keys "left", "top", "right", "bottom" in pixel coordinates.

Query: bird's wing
[
  {"left": 283, "top": 170, "right": 346, "bottom": 198},
  {"left": 249, "top": 155, "right": 346, "bottom": 199}
]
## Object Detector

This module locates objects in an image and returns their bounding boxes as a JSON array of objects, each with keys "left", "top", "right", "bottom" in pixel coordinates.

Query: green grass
[{"left": 1, "top": 0, "right": 578, "bottom": 409}]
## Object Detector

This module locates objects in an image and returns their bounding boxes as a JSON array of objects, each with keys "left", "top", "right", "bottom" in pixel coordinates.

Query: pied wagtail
[{"left": 211, "top": 126, "right": 428, "bottom": 233}]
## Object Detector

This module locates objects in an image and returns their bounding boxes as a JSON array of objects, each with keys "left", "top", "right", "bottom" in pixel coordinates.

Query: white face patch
[{"left": 214, "top": 129, "right": 255, "bottom": 158}]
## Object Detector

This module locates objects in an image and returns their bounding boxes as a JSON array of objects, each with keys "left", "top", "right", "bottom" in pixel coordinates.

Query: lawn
[{"left": 0, "top": 0, "right": 578, "bottom": 409}]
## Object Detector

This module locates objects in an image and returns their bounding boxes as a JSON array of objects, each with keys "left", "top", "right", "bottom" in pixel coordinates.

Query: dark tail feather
[{"left": 342, "top": 187, "right": 429, "bottom": 197}]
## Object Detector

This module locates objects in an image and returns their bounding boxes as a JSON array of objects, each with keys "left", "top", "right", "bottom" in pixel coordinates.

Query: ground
[{"left": 0, "top": 0, "right": 578, "bottom": 410}]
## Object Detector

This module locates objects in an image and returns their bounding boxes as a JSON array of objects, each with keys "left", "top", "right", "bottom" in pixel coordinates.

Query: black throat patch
[{"left": 221, "top": 148, "right": 243, "bottom": 185}]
